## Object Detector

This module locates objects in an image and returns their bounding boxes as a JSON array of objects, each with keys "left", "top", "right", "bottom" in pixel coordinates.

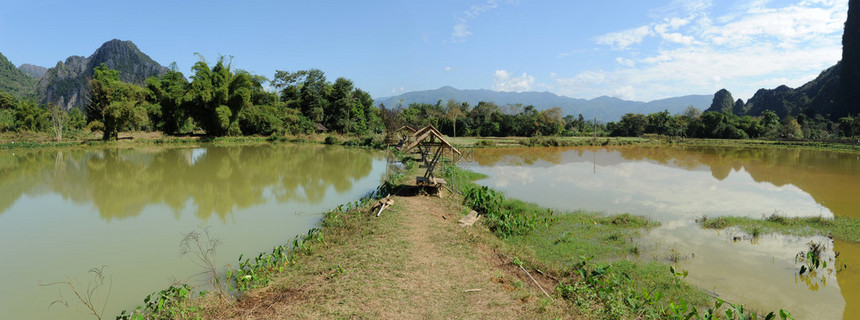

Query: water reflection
[
  {"left": 470, "top": 146, "right": 859, "bottom": 218},
  {"left": 0, "top": 144, "right": 376, "bottom": 221},
  {"left": 464, "top": 146, "right": 860, "bottom": 320}
]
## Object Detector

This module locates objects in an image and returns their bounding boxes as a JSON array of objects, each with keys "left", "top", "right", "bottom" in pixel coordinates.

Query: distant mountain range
[{"left": 375, "top": 86, "right": 713, "bottom": 121}]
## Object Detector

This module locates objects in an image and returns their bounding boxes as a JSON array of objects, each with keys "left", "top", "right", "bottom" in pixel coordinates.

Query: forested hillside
[{"left": 0, "top": 53, "right": 37, "bottom": 98}]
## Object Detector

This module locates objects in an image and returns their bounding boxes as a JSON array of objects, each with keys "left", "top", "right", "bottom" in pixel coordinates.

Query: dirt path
[{"left": 214, "top": 188, "right": 558, "bottom": 319}]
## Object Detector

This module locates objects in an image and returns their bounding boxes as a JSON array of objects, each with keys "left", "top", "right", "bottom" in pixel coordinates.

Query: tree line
[
  {"left": 0, "top": 55, "right": 384, "bottom": 141},
  {"left": 607, "top": 107, "right": 860, "bottom": 140},
  {"left": 3, "top": 56, "right": 860, "bottom": 141},
  {"left": 383, "top": 100, "right": 582, "bottom": 138}
]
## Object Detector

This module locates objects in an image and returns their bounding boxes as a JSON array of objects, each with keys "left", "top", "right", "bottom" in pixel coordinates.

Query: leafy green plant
[
  {"left": 463, "top": 185, "right": 502, "bottom": 216},
  {"left": 117, "top": 284, "right": 199, "bottom": 320},
  {"left": 225, "top": 228, "right": 326, "bottom": 292},
  {"left": 796, "top": 241, "right": 826, "bottom": 276}
]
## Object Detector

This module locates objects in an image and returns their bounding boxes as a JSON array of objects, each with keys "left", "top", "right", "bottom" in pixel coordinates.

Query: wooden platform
[{"left": 416, "top": 176, "right": 446, "bottom": 187}]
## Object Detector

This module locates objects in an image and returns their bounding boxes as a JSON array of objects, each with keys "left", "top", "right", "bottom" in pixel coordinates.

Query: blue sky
[{"left": 0, "top": 0, "right": 847, "bottom": 102}]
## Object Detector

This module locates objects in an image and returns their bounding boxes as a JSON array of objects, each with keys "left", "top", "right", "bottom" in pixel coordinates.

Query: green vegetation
[
  {"left": 225, "top": 228, "right": 325, "bottom": 292},
  {"left": 117, "top": 284, "right": 201, "bottom": 320},
  {"left": 0, "top": 56, "right": 384, "bottom": 142},
  {"left": 463, "top": 185, "right": 548, "bottom": 237},
  {"left": 700, "top": 214, "right": 860, "bottom": 243}
]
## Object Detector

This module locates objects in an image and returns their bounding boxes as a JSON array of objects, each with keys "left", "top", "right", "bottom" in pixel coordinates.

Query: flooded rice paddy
[
  {"left": 0, "top": 143, "right": 388, "bottom": 320},
  {"left": 463, "top": 145, "right": 860, "bottom": 320}
]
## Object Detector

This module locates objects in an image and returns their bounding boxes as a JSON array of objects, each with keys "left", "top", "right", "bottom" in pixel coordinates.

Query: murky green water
[
  {"left": 0, "top": 143, "right": 388, "bottom": 320},
  {"left": 464, "top": 146, "right": 860, "bottom": 320}
]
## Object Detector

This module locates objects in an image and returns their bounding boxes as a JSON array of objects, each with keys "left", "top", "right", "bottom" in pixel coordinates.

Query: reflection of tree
[
  {"left": 0, "top": 152, "right": 57, "bottom": 214},
  {"left": 0, "top": 144, "right": 379, "bottom": 221},
  {"left": 471, "top": 147, "right": 564, "bottom": 166}
]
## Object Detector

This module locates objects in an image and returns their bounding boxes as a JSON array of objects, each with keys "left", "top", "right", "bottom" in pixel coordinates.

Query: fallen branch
[
  {"left": 519, "top": 265, "right": 554, "bottom": 302},
  {"left": 463, "top": 289, "right": 482, "bottom": 293}
]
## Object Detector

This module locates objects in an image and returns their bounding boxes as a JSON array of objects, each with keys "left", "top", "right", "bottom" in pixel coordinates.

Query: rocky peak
[
  {"left": 38, "top": 39, "right": 168, "bottom": 110},
  {"left": 17, "top": 64, "right": 47, "bottom": 79}
]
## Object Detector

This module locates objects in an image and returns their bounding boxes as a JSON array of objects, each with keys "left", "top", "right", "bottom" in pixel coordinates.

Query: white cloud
[
  {"left": 493, "top": 69, "right": 535, "bottom": 92},
  {"left": 595, "top": 25, "right": 652, "bottom": 50},
  {"left": 612, "top": 86, "right": 637, "bottom": 100},
  {"left": 451, "top": 19, "right": 473, "bottom": 42},
  {"left": 561, "top": 0, "right": 846, "bottom": 101},
  {"left": 450, "top": 0, "right": 515, "bottom": 43},
  {"left": 444, "top": 66, "right": 453, "bottom": 72},
  {"left": 660, "top": 32, "right": 697, "bottom": 45},
  {"left": 616, "top": 57, "right": 635, "bottom": 67}
]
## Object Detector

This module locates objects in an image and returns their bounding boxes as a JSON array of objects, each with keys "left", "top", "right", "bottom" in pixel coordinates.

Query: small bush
[{"left": 324, "top": 136, "right": 339, "bottom": 145}]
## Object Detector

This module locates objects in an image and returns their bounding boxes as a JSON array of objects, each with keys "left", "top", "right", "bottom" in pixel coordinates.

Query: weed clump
[
  {"left": 474, "top": 140, "right": 496, "bottom": 147},
  {"left": 596, "top": 213, "right": 655, "bottom": 228}
]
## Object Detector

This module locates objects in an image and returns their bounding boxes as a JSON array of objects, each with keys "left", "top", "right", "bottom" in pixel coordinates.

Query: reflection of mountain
[
  {"left": 0, "top": 145, "right": 379, "bottom": 221},
  {"left": 470, "top": 146, "right": 860, "bottom": 218}
]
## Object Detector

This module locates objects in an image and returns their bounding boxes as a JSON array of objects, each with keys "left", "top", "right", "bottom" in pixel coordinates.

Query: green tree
[
  {"left": 67, "top": 108, "right": 86, "bottom": 132},
  {"left": 87, "top": 64, "right": 146, "bottom": 140},
  {"left": 761, "top": 110, "right": 781, "bottom": 137},
  {"left": 14, "top": 100, "right": 49, "bottom": 132},
  {"left": 352, "top": 88, "right": 374, "bottom": 134},
  {"left": 146, "top": 66, "right": 190, "bottom": 134},
  {"left": 186, "top": 56, "right": 254, "bottom": 136},
  {"left": 611, "top": 113, "right": 647, "bottom": 137},
  {"left": 326, "top": 77, "right": 355, "bottom": 133},
  {"left": 299, "top": 69, "right": 328, "bottom": 123},
  {"left": 272, "top": 69, "right": 308, "bottom": 108},
  {"left": 0, "top": 91, "right": 17, "bottom": 131},
  {"left": 445, "top": 99, "right": 464, "bottom": 137},
  {"left": 645, "top": 110, "right": 672, "bottom": 135},
  {"left": 538, "top": 107, "right": 565, "bottom": 135}
]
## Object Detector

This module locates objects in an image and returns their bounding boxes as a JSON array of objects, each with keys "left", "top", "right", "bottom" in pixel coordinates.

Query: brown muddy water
[
  {"left": 463, "top": 145, "right": 860, "bottom": 320},
  {"left": 0, "top": 143, "right": 388, "bottom": 320}
]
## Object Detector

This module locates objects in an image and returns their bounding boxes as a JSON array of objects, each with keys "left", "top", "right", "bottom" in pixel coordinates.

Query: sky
[{"left": 0, "top": 0, "right": 848, "bottom": 102}]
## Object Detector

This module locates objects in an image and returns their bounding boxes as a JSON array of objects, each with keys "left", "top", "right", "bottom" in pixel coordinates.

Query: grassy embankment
[
  {"left": 448, "top": 135, "right": 860, "bottom": 153},
  {"left": 5, "top": 128, "right": 859, "bottom": 155},
  {"left": 0, "top": 131, "right": 388, "bottom": 150},
  {"left": 699, "top": 214, "right": 860, "bottom": 243}
]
